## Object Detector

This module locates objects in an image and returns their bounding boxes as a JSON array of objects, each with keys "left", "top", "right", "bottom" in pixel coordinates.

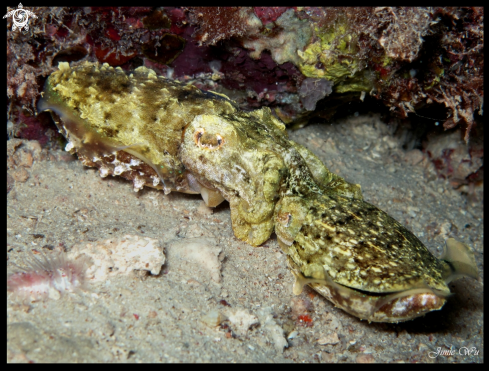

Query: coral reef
[
  {"left": 299, "top": 78, "right": 333, "bottom": 111},
  {"left": 5, "top": 6, "right": 483, "bottom": 186},
  {"left": 186, "top": 7, "right": 261, "bottom": 46}
]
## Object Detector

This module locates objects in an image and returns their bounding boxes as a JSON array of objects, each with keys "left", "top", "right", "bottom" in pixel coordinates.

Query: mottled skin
[
  {"left": 39, "top": 62, "right": 478, "bottom": 322},
  {"left": 39, "top": 61, "right": 238, "bottom": 196}
]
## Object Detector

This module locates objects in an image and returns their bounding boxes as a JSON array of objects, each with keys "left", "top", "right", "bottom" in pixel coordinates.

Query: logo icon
[{"left": 4, "top": 3, "right": 37, "bottom": 32}]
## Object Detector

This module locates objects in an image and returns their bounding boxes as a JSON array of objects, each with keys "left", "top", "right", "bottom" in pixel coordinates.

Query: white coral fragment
[
  {"left": 225, "top": 308, "right": 259, "bottom": 337},
  {"left": 257, "top": 307, "right": 288, "bottom": 352},
  {"left": 68, "top": 235, "right": 165, "bottom": 282}
]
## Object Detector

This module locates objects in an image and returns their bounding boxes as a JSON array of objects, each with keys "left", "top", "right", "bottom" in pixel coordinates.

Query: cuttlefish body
[{"left": 38, "top": 61, "right": 479, "bottom": 322}]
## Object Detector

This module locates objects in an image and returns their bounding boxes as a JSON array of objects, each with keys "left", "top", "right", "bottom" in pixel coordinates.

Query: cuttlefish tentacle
[{"left": 440, "top": 238, "right": 479, "bottom": 284}]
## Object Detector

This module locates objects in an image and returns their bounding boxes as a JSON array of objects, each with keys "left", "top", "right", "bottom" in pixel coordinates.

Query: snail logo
[{"left": 4, "top": 3, "right": 37, "bottom": 33}]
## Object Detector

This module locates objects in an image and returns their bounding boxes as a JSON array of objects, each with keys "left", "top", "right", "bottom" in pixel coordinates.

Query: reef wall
[{"left": 5, "top": 7, "right": 483, "bottom": 187}]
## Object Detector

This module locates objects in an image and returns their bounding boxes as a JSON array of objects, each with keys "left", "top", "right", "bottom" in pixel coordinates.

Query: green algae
[{"left": 297, "top": 19, "right": 372, "bottom": 93}]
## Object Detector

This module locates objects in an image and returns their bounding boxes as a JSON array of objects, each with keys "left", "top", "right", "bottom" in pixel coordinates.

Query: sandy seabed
[{"left": 7, "top": 114, "right": 483, "bottom": 363}]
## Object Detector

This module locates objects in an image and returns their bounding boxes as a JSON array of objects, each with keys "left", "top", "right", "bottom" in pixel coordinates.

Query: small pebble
[
  {"left": 317, "top": 332, "right": 339, "bottom": 345},
  {"left": 287, "top": 330, "right": 298, "bottom": 340},
  {"left": 201, "top": 310, "right": 225, "bottom": 327},
  {"left": 356, "top": 354, "right": 375, "bottom": 363}
]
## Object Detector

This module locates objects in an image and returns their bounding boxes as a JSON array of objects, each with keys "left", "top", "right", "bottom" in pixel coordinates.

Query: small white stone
[
  {"left": 318, "top": 332, "right": 340, "bottom": 345},
  {"left": 287, "top": 330, "right": 298, "bottom": 339},
  {"left": 201, "top": 310, "right": 225, "bottom": 327},
  {"left": 257, "top": 307, "right": 288, "bottom": 352},
  {"left": 225, "top": 308, "right": 259, "bottom": 337},
  {"left": 48, "top": 286, "right": 61, "bottom": 300}
]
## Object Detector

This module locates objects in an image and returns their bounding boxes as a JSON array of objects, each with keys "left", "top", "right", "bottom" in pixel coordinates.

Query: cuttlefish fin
[
  {"left": 291, "top": 268, "right": 335, "bottom": 296},
  {"left": 291, "top": 269, "right": 307, "bottom": 295},
  {"left": 441, "top": 238, "right": 479, "bottom": 284}
]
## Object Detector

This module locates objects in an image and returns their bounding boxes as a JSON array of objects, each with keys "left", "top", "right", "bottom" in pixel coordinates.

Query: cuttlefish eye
[
  {"left": 193, "top": 128, "right": 224, "bottom": 151},
  {"left": 277, "top": 212, "right": 292, "bottom": 227}
]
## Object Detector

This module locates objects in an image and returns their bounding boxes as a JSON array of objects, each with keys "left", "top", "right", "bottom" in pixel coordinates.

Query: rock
[
  {"left": 22, "top": 140, "right": 42, "bottom": 162},
  {"left": 6, "top": 139, "right": 43, "bottom": 186},
  {"left": 257, "top": 307, "right": 288, "bottom": 353},
  {"left": 7, "top": 139, "right": 41, "bottom": 169},
  {"left": 318, "top": 332, "right": 340, "bottom": 345},
  {"left": 69, "top": 235, "right": 165, "bottom": 281},
  {"left": 299, "top": 78, "right": 333, "bottom": 111},
  {"left": 201, "top": 310, "right": 226, "bottom": 328},
  {"left": 224, "top": 308, "right": 259, "bottom": 337}
]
